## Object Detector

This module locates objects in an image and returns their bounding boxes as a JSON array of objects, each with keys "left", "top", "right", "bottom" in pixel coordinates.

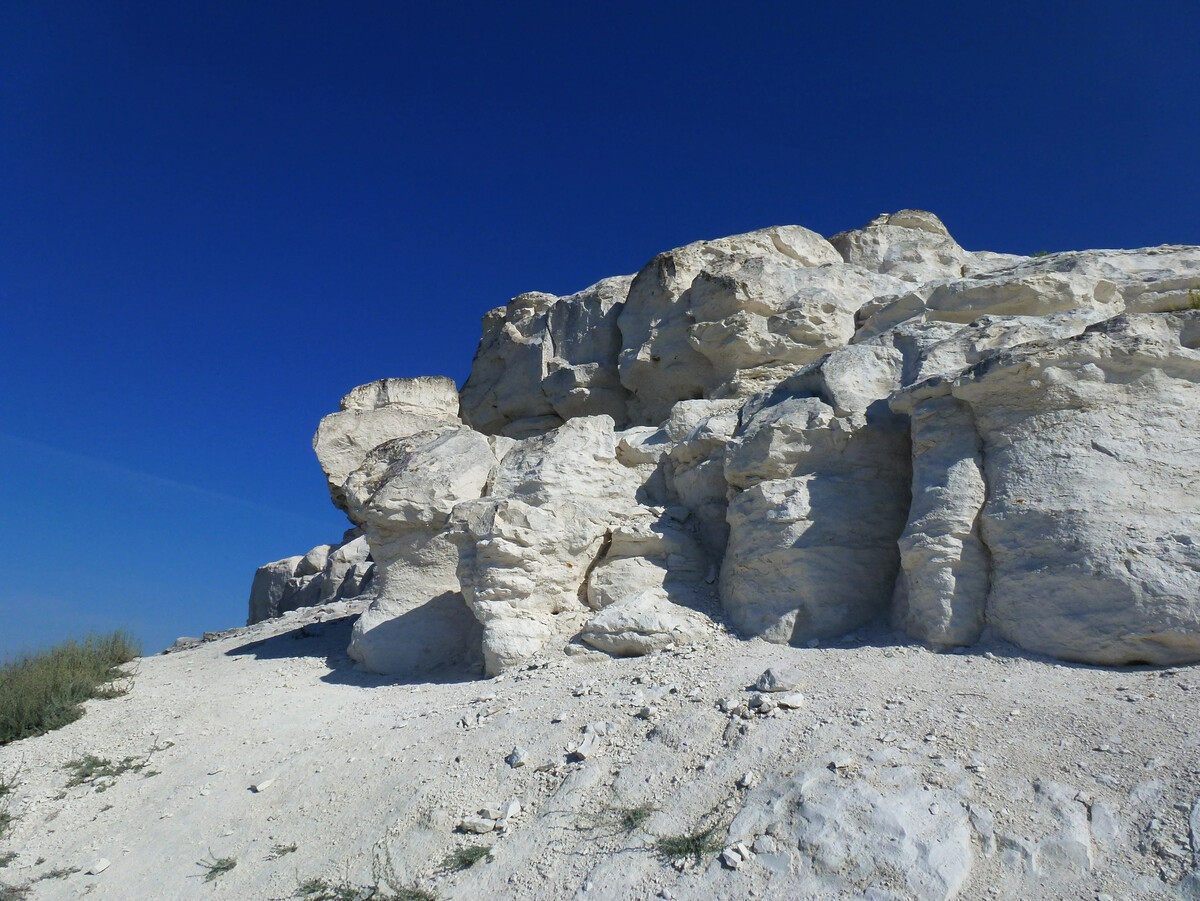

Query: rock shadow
[
  {"left": 223, "top": 613, "right": 481, "bottom": 687},
  {"left": 825, "top": 621, "right": 1187, "bottom": 672}
]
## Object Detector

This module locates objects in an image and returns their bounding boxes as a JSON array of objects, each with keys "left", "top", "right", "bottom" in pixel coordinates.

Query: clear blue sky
[{"left": 2, "top": 1, "right": 1197, "bottom": 658}]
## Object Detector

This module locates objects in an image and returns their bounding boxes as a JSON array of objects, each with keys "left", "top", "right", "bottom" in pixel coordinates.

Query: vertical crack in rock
[{"left": 577, "top": 529, "right": 613, "bottom": 608}]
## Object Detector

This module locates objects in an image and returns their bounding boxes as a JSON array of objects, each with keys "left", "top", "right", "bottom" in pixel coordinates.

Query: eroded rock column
[{"left": 890, "top": 390, "right": 988, "bottom": 647}]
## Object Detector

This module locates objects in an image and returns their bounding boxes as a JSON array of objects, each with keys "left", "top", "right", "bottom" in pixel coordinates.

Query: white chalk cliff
[{"left": 251, "top": 211, "right": 1200, "bottom": 676}]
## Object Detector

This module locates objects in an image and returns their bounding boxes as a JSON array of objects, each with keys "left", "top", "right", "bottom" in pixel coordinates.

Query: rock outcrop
[
  {"left": 251, "top": 211, "right": 1200, "bottom": 673},
  {"left": 246, "top": 531, "right": 372, "bottom": 625},
  {"left": 895, "top": 312, "right": 1200, "bottom": 665}
]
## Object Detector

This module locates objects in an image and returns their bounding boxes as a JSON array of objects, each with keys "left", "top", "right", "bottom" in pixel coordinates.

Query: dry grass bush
[{"left": 0, "top": 631, "right": 141, "bottom": 745}]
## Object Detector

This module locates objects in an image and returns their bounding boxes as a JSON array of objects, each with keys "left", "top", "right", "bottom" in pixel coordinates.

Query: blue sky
[{"left": 1, "top": 1, "right": 1197, "bottom": 658}]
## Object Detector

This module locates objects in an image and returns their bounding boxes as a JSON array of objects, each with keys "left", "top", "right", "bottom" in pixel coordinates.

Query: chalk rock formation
[
  {"left": 895, "top": 312, "right": 1200, "bottom": 664},
  {"left": 460, "top": 276, "right": 633, "bottom": 436},
  {"left": 246, "top": 532, "right": 372, "bottom": 625},
  {"left": 251, "top": 211, "right": 1200, "bottom": 673},
  {"left": 451, "top": 415, "right": 647, "bottom": 673},
  {"left": 341, "top": 426, "right": 496, "bottom": 675},
  {"left": 313, "top": 376, "right": 461, "bottom": 518},
  {"left": 616, "top": 225, "right": 845, "bottom": 425}
]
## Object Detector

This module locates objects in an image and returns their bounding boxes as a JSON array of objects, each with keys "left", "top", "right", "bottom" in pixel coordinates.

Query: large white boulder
[
  {"left": 663, "top": 399, "right": 743, "bottom": 556},
  {"left": 716, "top": 324, "right": 954, "bottom": 644},
  {"left": 246, "top": 533, "right": 374, "bottom": 625},
  {"left": 830, "top": 209, "right": 1021, "bottom": 285},
  {"left": 686, "top": 258, "right": 906, "bottom": 396},
  {"left": 447, "top": 416, "right": 645, "bottom": 674},
  {"left": 578, "top": 589, "right": 709, "bottom": 656},
  {"left": 246, "top": 555, "right": 303, "bottom": 625},
  {"left": 584, "top": 509, "right": 707, "bottom": 610}
]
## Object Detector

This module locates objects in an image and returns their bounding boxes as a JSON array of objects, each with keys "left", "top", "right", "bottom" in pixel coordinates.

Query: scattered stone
[
  {"left": 573, "top": 730, "right": 600, "bottom": 760},
  {"left": 505, "top": 747, "right": 529, "bottom": 768},
  {"left": 775, "top": 692, "right": 805, "bottom": 709},
  {"left": 86, "top": 859, "right": 111, "bottom": 875},
  {"left": 752, "top": 834, "right": 778, "bottom": 855},
  {"left": 721, "top": 842, "right": 754, "bottom": 869},
  {"left": 250, "top": 776, "right": 275, "bottom": 793},
  {"left": 753, "top": 668, "right": 800, "bottom": 693},
  {"left": 459, "top": 816, "right": 495, "bottom": 834}
]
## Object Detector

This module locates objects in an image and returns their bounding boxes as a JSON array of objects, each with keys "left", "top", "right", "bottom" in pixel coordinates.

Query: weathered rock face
[
  {"left": 721, "top": 392, "right": 912, "bottom": 643},
  {"left": 451, "top": 415, "right": 646, "bottom": 674},
  {"left": 617, "top": 226, "right": 844, "bottom": 425},
  {"left": 459, "top": 276, "right": 633, "bottom": 436},
  {"left": 252, "top": 211, "right": 1200, "bottom": 672},
  {"left": 313, "top": 376, "right": 461, "bottom": 519},
  {"left": 246, "top": 532, "right": 372, "bottom": 625},
  {"left": 340, "top": 426, "right": 497, "bottom": 675},
  {"left": 895, "top": 312, "right": 1200, "bottom": 664}
]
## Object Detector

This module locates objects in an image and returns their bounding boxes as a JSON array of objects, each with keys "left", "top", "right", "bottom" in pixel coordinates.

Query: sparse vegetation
[
  {"left": 617, "top": 803, "right": 655, "bottom": 833},
  {"left": 63, "top": 753, "right": 149, "bottom": 790},
  {"left": 35, "top": 867, "right": 79, "bottom": 881},
  {"left": 268, "top": 842, "right": 298, "bottom": 859},
  {"left": 1032, "top": 249, "right": 1051, "bottom": 258},
  {"left": 0, "top": 882, "right": 31, "bottom": 900},
  {"left": 577, "top": 800, "right": 658, "bottom": 837},
  {"left": 0, "top": 766, "right": 17, "bottom": 842},
  {"left": 0, "top": 853, "right": 15, "bottom": 868},
  {"left": 393, "top": 889, "right": 437, "bottom": 901},
  {"left": 293, "top": 877, "right": 436, "bottom": 901},
  {"left": 654, "top": 824, "right": 723, "bottom": 864},
  {"left": 0, "top": 631, "right": 140, "bottom": 745},
  {"left": 295, "top": 837, "right": 437, "bottom": 901},
  {"left": 196, "top": 853, "right": 236, "bottom": 882},
  {"left": 1189, "top": 288, "right": 1200, "bottom": 310},
  {"left": 440, "top": 844, "right": 490, "bottom": 871},
  {"left": 294, "top": 877, "right": 366, "bottom": 901}
]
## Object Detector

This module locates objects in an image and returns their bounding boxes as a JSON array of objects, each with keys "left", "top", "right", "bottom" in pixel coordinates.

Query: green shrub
[
  {"left": 654, "top": 825, "right": 723, "bottom": 864},
  {"left": 440, "top": 844, "right": 490, "bottom": 871},
  {"left": 0, "top": 632, "right": 140, "bottom": 745},
  {"left": 196, "top": 854, "right": 236, "bottom": 882}
]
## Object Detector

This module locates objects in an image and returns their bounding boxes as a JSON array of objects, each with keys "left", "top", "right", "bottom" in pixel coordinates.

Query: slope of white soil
[{"left": 1, "top": 600, "right": 1197, "bottom": 901}]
